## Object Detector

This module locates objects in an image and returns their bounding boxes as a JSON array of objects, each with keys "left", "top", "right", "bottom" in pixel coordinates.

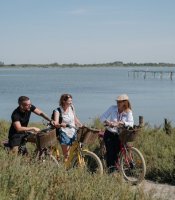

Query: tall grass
[
  {"left": 0, "top": 151, "right": 153, "bottom": 200},
  {"left": 134, "top": 125, "right": 175, "bottom": 184},
  {"left": 0, "top": 119, "right": 174, "bottom": 199},
  {"left": 89, "top": 118, "right": 175, "bottom": 184}
]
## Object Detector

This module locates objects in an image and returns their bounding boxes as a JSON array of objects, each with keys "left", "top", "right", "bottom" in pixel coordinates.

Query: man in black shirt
[{"left": 8, "top": 96, "right": 52, "bottom": 154}]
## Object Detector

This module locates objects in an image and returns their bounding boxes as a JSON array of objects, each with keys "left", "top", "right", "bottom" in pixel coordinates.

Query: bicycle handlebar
[
  {"left": 24, "top": 131, "right": 35, "bottom": 136},
  {"left": 103, "top": 121, "right": 134, "bottom": 129},
  {"left": 27, "top": 123, "right": 101, "bottom": 135}
]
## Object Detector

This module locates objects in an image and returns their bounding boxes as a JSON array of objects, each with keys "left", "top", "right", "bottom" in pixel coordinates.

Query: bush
[
  {"left": 134, "top": 125, "right": 175, "bottom": 184},
  {"left": 89, "top": 118, "right": 175, "bottom": 184}
]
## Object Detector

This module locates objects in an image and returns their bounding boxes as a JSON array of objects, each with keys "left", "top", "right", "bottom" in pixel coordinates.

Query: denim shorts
[{"left": 58, "top": 130, "right": 76, "bottom": 145}]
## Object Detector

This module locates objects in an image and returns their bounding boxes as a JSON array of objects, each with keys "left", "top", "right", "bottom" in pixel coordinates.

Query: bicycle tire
[
  {"left": 71, "top": 150, "right": 103, "bottom": 175},
  {"left": 37, "top": 149, "right": 59, "bottom": 167},
  {"left": 99, "top": 140, "right": 107, "bottom": 169},
  {"left": 120, "top": 147, "right": 146, "bottom": 184}
]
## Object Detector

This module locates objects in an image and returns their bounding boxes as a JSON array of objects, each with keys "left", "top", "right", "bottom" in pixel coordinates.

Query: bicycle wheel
[
  {"left": 99, "top": 140, "right": 107, "bottom": 170},
  {"left": 71, "top": 150, "right": 103, "bottom": 175},
  {"left": 120, "top": 147, "right": 146, "bottom": 184},
  {"left": 37, "top": 149, "right": 59, "bottom": 167}
]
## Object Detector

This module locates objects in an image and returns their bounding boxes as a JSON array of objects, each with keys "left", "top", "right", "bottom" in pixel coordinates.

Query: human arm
[
  {"left": 122, "top": 111, "right": 134, "bottom": 127},
  {"left": 99, "top": 106, "right": 114, "bottom": 124},
  {"left": 13, "top": 121, "right": 40, "bottom": 133},
  {"left": 11, "top": 109, "right": 41, "bottom": 133},
  {"left": 113, "top": 110, "right": 134, "bottom": 127},
  {"left": 33, "top": 107, "right": 52, "bottom": 123},
  {"left": 53, "top": 109, "right": 67, "bottom": 128},
  {"left": 74, "top": 116, "right": 82, "bottom": 127},
  {"left": 71, "top": 105, "right": 82, "bottom": 127}
]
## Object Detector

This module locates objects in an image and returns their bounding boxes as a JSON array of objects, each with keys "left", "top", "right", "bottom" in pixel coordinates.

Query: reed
[
  {"left": 0, "top": 119, "right": 174, "bottom": 199},
  {"left": 0, "top": 150, "right": 154, "bottom": 200},
  {"left": 89, "top": 118, "right": 175, "bottom": 184}
]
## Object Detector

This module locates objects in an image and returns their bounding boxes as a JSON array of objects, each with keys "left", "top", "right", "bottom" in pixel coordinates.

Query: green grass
[
  {"left": 0, "top": 151, "right": 153, "bottom": 200},
  {"left": 89, "top": 118, "right": 175, "bottom": 185},
  {"left": 134, "top": 125, "right": 175, "bottom": 184},
  {"left": 0, "top": 119, "right": 174, "bottom": 199}
]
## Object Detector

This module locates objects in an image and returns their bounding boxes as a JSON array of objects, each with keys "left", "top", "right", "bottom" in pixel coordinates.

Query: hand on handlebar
[
  {"left": 113, "top": 122, "right": 125, "bottom": 128},
  {"left": 25, "top": 127, "right": 40, "bottom": 135},
  {"left": 77, "top": 123, "right": 83, "bottom": 128},
  {"left": 104, "top": 120, "right": 115, "bottom": 127},
  {"left": 60, "top": 123, "right": 67, "bottom": 128},
  {"left": 49, "top": 120, "right": 56, "bottom": 126},
  {"left": 104, "top": 120, "right": 124, "bottom": 128},
  {"left": 54, "top": 122, "right": 78, "bottom": 130},
  {"left": 32, "top": 127, "right": 41, "bottom": 133}
]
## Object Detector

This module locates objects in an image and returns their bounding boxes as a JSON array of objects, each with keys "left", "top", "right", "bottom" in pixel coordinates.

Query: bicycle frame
[
  {"left": 62, "top": 140, "right": 86, "bottom": 169},
  {"left": 115, "top": 143, "right": 132, "bottom": 169},
  {"left": 98, "top": 130, "right": 146, "bottom": 184},
  {"left": 99, "top": 133, "right": 138, "bottom": 168},
  {"left": 51, "top": 124, "right": 93, "bottom": 169},
  {"left": 49, "top": 125, "right": 103, "bottom": 172}
]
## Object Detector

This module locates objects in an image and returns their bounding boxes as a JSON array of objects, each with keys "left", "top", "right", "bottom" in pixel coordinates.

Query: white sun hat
[{"left": 116, "top": 94, "right": 129, "bottom": 101}]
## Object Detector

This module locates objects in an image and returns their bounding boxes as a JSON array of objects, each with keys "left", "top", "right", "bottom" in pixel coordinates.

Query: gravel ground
[{"left": 140, "top": 180, "right": 175, "bottom": 200}]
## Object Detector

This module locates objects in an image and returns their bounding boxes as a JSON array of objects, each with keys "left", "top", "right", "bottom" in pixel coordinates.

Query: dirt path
[{"left": 139, "top": 180, "right": 175, "bottom": 199}]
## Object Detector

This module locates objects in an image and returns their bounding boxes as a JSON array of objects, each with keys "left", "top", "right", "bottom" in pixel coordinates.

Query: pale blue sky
[{"left": 1, "top": 0, "right": 175, "bottom": 64}]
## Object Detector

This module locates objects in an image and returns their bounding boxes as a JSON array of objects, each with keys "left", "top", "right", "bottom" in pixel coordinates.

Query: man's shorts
[
  {"left": 8, "top": 133, "right": 26, "bottom": 148},
  {"left": 58, "top": 130, "right": 76, "bottom": 146}
]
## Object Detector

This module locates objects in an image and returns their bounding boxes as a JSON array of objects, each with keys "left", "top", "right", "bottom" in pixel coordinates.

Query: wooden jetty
[{"left": 128, "top": 70, "right": 174, "bottom": 80}]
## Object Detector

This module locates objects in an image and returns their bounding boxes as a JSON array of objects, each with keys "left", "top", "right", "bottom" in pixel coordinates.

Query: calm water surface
[{"left": 0, "top": 66, "right": 175, "bottom": 126}]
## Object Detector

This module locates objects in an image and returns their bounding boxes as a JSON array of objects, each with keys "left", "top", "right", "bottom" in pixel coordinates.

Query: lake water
[{"left": 0, "top": 66, "right": 175, "bottom": 126}]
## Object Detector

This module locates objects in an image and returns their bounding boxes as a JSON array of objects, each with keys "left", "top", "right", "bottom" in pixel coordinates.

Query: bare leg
[{"left": 61, "top": 144, "right": 70, "bottom": 162}]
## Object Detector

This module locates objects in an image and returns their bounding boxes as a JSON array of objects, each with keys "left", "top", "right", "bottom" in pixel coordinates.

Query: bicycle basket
[
  {"left": 119, "top": 125, "right": 141, "bottom": 143},
  {"left": 77, "top": 126, "right": 99, "bottom": 144},
  {"left": 36, "top": 129, "right": 58, "bottom": 149},
  {"left": 27, "top": 134, "right": 36, "bottom": 143}
]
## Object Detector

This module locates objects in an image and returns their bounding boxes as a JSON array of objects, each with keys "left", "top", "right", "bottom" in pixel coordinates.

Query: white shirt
[
  {"left": 55, "top": 106, "right": 75, "bottom": 138},
  {"left": 99, "top": 105, "right": 134, "bottom": 133}
]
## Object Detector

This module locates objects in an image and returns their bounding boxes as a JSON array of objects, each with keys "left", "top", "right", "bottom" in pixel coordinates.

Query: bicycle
[
  {"left": 2, "top": 124, "right": 103, "bottom": 174},
  {"left": 97, "top": 125, "right": 146, "bottom": 185},
  {"left": 51, "top": 125, "right": 103, "bottom": 174},
  {"left": 2, "top": 126, "right": 59, "bottom": 166}
]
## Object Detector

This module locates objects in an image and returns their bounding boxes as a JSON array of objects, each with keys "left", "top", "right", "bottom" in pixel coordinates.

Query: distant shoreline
[{"left": 1, "top": 62, "right": 175, "bottom": 68}]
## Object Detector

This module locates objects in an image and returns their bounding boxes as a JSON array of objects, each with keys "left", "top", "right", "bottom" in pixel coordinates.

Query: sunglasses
[{"left": 117, "top": 101, "right": 124, "bottom": 104}]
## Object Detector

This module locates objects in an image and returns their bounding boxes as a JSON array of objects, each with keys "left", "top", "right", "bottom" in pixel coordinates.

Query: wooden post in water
[
  {"left": 160, "top": 72, "right": 163, "bottom": 79},
  {"left": 133, "top": 71, "right": 136, "bottom": 79},
  {"left": 129, "top": 70, "right": 173, "bottom": 80},
  {"left": 170, "top": 72, "right": 173, "bottom": 80},
  {"left": 139, "top": 116, "right": 144, "bottom": 127},
  {"left": 154, "top": 72, "right": 156, "bottom": 78}
]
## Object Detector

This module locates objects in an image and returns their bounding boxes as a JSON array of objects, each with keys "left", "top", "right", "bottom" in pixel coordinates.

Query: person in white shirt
[
  {"left": 99, "top": 94, "right": 134, "bottom": 170},
  {"left": 52, "top": 94, "right": 82, "bottom": 162}
]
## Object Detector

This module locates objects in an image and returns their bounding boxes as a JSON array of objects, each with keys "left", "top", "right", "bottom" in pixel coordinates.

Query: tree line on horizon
[{"left": 1, "top": 61, "right": 175, "bottom": 67}]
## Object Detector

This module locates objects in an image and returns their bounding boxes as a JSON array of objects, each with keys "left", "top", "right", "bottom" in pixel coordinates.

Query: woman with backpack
[{"left": 52, "top": 94, "right": 82, "bottom": 162}]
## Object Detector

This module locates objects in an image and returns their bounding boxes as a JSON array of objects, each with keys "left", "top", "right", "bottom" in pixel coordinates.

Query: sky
[{"left": 1, "top": 0, "right": 175, "bottom": 64}]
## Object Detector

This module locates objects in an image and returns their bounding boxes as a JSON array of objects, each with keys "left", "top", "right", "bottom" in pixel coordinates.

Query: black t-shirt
[{"left": 8, "top": 105, "right": 36, "bottom": 138}]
